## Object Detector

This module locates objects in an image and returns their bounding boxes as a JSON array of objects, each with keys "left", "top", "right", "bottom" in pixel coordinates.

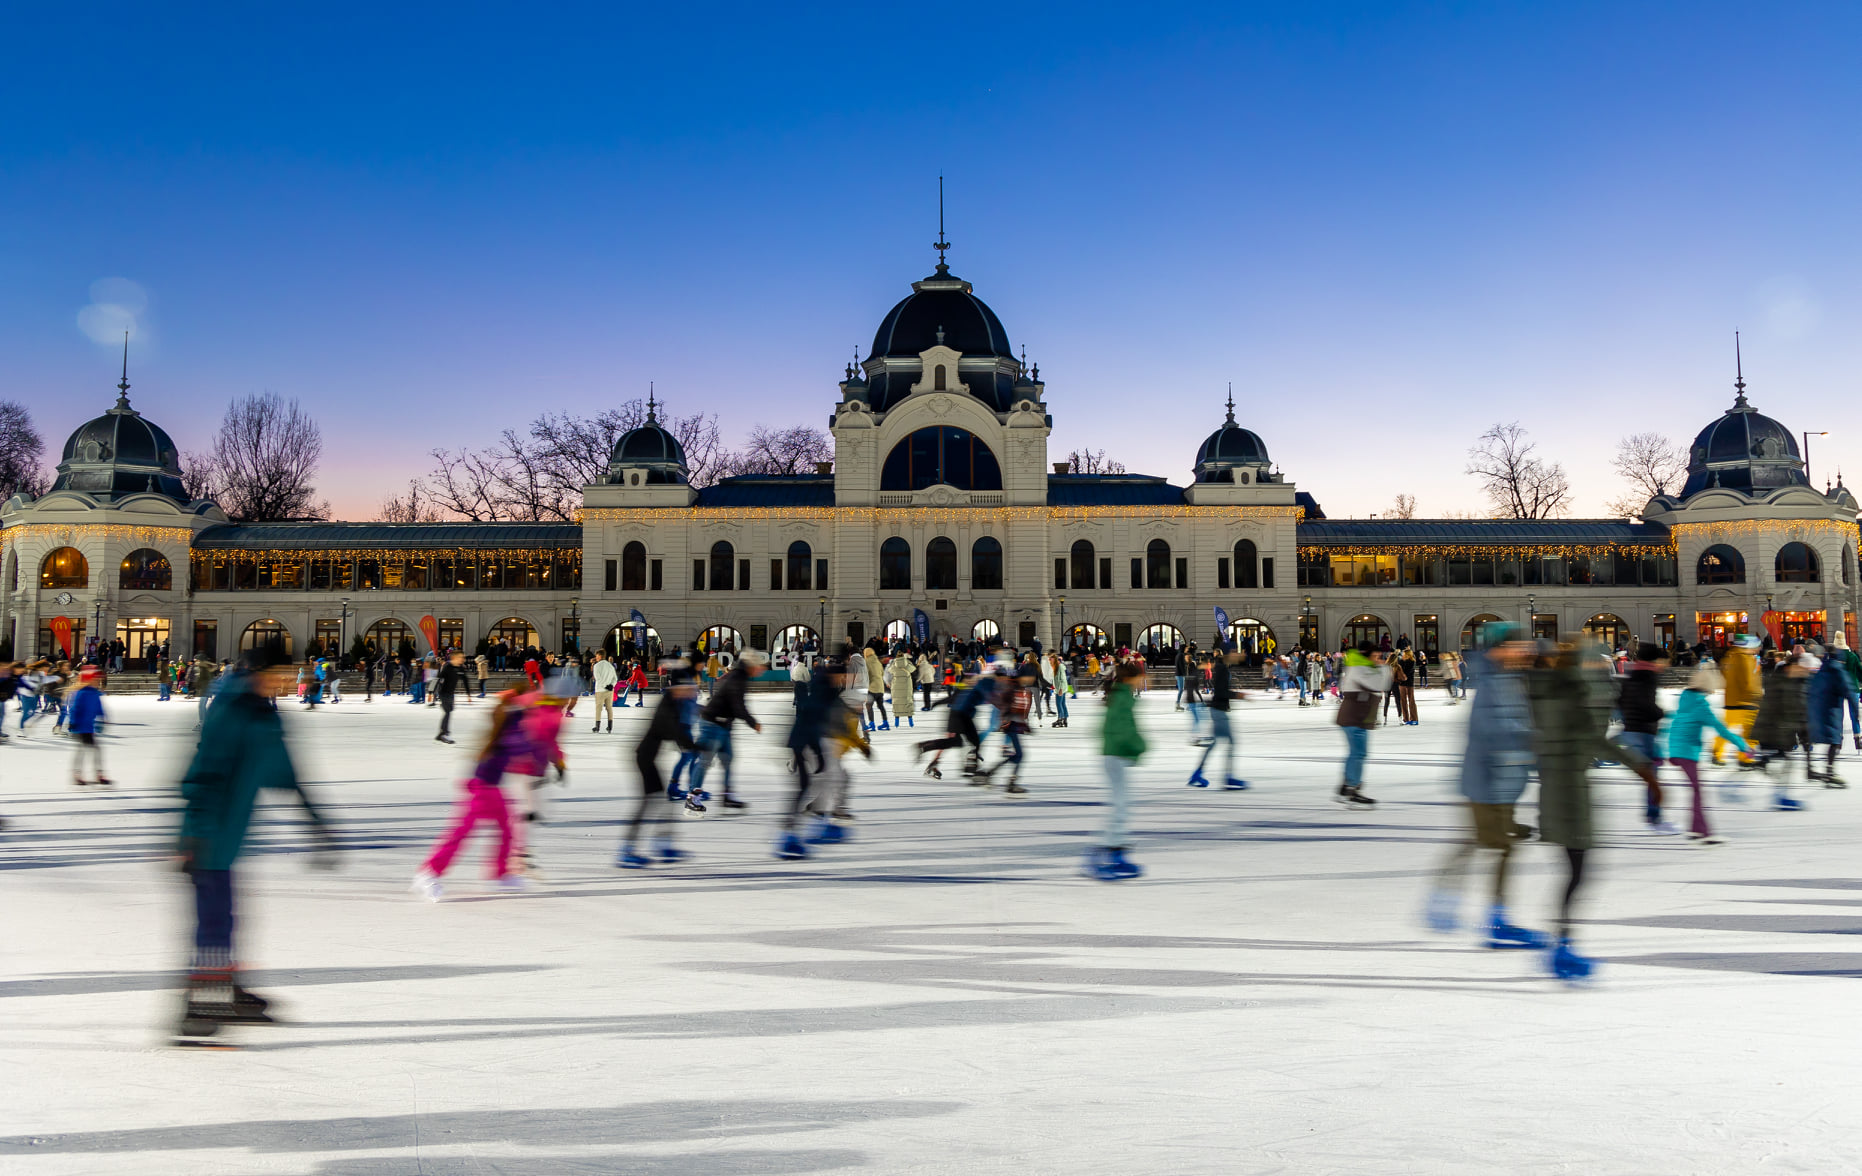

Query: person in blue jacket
[
  {"left": 67, "top": 666, "right": 109, "bottom": 787},
  {"left": 1805, "top": 647, "right": 1852, "bottom": 788}
]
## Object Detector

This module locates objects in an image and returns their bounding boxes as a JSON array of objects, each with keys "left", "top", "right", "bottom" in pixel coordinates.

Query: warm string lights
[
  {"left": 1296, "top": 543, "right": 1676, "bottom": 560},
  {"left": 189, "top": 547, "right": 583, "bottom": 564},
  {"left": 1671, "top": 519, "right": 1859, "bottom": 547},
  {"left": 580, "top": 505, "right": 1307, "bottom": 524},
  {"left": 0, "top": 523, "right": 196, "bottom": 549}
]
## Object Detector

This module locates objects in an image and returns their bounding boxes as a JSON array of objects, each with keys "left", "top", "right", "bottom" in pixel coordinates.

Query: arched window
[
  {"left": 241, "top": 619, "right": 294, "bottom": 657},
  {"left": 1696, "top": 545, "right": 1745, "bottom": 585},
  {"left": 879, "top": 537, "right": 912, "bottom": 590},
  {"left": 1070, "top": 539, "right": 1096, "bottom": 589},
  {"left": 488, "top": 616, "right": 538, "bottom": 651},
  {"left": 786, "top": 541, "right": 812, "bottom": 591},
  {"left": 709, "top": 541, "right": 735, "bottom": 591},
  {"left": 1776, "top": 542, "right": 1820, "bottom": 583},
  {"left": 925, "top": 537, "right": 957, "bottom": 590},
  {"left": 1344, "top": 614, "right": 1390, "bottom": 651},
  {"left": 1233, "top": 539, "right": 1259, "bottom": 589},
  {"left": 880, "top": 427, "right": 1004, "bottom": 492},
  {"left": 621, "top": 541, "right": 647, "bottom": 591},
  {"left": 40, "top": 547, "right": 88, "bottom": 589},
  {"left": 1146, "top": 539, "right": 1172, "bottom": 589},
  {"left": 972, "top": 619, "right": 1001, "bottom": 643},
  {"left": 934, "top": 364, "right": 947, "bottom": 391},
  {"left": 972, "top": 535, "right": 1003, "bottom": 590},
  {"left": 1847, "top": 545, "right": 1856, "bottom": 588},
  {"left": 119, "top": 548, "right": 172, "bottom": 591}
]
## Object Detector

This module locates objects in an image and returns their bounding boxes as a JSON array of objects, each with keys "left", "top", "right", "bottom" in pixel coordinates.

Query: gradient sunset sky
[{"left": 6, "top": 3, "right": 1859, "bottom": 519}]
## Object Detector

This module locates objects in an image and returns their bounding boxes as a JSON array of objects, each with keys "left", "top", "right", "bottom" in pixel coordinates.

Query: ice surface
[{"left": 3, "top": 686, "right": 1860, "bottom": 1174}]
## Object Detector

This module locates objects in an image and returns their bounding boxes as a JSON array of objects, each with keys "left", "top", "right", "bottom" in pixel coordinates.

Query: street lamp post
[
  {"left": 1058, "top": 594, "right": 1067, "bottom": 652},
  {"left": 569, "top": 596, "right": 580, "bottom": 652},
  {"left": 93, "top": 596, "right": 105, "bottom": 669},
  {"left": 818, "top": 596, "right": 827, "bottom": 654},
  {"left": 1804, "top": 431, "right": 1829, "bottom": 486},
  {"left": 1302, "top": 594, "right": 1313, "bottom": 649},
  {"left": 340, "top": 596, "right": 350, "bottom": 667}
]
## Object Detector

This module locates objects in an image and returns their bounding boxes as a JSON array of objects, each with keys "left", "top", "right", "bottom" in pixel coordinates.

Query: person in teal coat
[
  {"left": 1664, "top": 662, "right": 1750, "bottom": 844},
  {"left": 175, "top": 648, "right": 331, "bottom": 1039}
]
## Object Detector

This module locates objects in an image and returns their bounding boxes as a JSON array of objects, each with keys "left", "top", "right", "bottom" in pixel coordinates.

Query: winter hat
[
  {"left": 1687, "top": 663, "right": 1724, "bottom": 693},
  {"left": 1732, "top": 634, "right": 1763, "bottom": 651},
  {"left": 79, "top": 666, "right": 103, "bottom": 684}
]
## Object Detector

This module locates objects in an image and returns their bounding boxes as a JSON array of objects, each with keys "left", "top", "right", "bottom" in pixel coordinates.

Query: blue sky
[{"left": 5, "top": 3, "right": 1859, "bottom": 518}]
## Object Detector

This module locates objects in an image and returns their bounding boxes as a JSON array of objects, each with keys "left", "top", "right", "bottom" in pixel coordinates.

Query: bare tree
[
  {"left": 723, "top": 425, "right": 834, "bottom": 476},
  {"left": 377, "top": 480, "right": 446, "bottom": 523},
  {"left": 1604, "top": 431, "right": 1687, "bottom": 518},
  {"left": 1466, "top": 422, "right": 1572, "bottom": 519},
  {"left": 180, "top": 451, "right": 222, "bottom": 503},
  {"left": 205, "top": 392, "right": 328, "bottom": 521},
  {"left": 1065, "top": 448, "right": 1127, "bottom": 475},
  {"left": 0, "top": 402, "right": 47, "bottom": 500},
  {"left": 1389, "top": 493, "right": 1417, "bottom": 519}
]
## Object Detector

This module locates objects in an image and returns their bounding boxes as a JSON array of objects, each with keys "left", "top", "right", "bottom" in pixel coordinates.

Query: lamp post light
[
  {"left": 1058, "top": 594, "right": 1067, "bottom": 652},
  {"left": 569, "top": 596, "right": 580, "bottom": 652},
  {"left": 340, "top": 596, "right": 350, "bottom": 667},
  {"left": 1804, "top": 431, "right": 1829, "bottom": 486},
  {"left": 818, "top": 595, "right": 827, "bottom": 652},
  {"left": 93, "top": 596, "right": 105, "bottom": 669},
  {"left": 1528, "top": 592, "right": 1537, "bottom": 638}
]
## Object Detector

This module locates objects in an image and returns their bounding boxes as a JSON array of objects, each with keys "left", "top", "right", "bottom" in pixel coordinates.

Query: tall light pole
[
  {"left": 340, "top": 596, "right": 350, "bottom": 666},
  {"left": 818, "top": 595, "right": 827, "bottom": 654},
  {"left": 1058, "top": 594, "right": 1067, "bottom": 652},
  {"left": 1804, "top": 431, "right": 1829, "bottom": 486},
  {"left": 569, "top": 596, "right": 580, "bottom": 652},
  {"left": 1528, "top": 592, "right": 1537, "bottom": 639}
]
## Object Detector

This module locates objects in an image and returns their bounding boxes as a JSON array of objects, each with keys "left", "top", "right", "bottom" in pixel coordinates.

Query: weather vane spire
[
  {"left": 646, "top": 381, "right": 658, "bottom": 423},
  {"left": 932, "top": 175, "right": 950, "bottom": 271},
  {"left": 1224, "top": 382, "right": 1235, "bottom": 426},
  {"left": 1733, "top": 330, "right": 1749, "bottom": 409},
  {"left": 114, "top": 330, "right": 132, "bottom": 410}
]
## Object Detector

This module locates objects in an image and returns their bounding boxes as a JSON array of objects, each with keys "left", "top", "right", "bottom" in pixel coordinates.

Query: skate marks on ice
[
  {"left": 0, "top": 1098, "right": 958, "bottom": 1171},
  {"left": 1606, "top": 952, "right": 1862, "bottom": 978},
  {"left": 0, "top": 963, "right": 553, "bottom": 1001}
]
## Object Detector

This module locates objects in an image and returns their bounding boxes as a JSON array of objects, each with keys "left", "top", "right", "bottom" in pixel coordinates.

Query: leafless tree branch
[{"left": 1465, "top": 422, "right": 1571, "bottom": 519}]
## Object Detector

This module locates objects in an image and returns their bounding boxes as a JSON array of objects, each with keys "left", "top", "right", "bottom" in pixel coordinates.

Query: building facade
[{"left": 7, "top": 254, "right": 1858, "bottom": 668}]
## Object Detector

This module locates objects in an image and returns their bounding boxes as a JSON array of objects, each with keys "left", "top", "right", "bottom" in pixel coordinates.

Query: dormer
[{"left": 911, "top": 342, "right": 969, "bottom": 397}]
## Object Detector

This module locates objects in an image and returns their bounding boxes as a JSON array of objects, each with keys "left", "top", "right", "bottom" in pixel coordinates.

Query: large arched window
[
  {"left": 40, "top": 547, "right": 88, "bottom": 589},
  {"left": 1776, "top": 542, "right": 1820, "bottom": 583},
  {"left": 1696, "top": 545, "right": 1745, "bottom": 585},
  {"left": 621, "top": 541, "right": 647, "bottom": 591},
  {"left": 1070, "top": 540, "right": 1096, "bottom": 589},
  {"left": 972, "top": 535, "right": 1003, "bottom": 590},
  {"left": 880, "top": 427, "right": 1004, "bottom": 492},
  {"left": 119, "top": 548, "right": 173, "bottom": 591},
  {"left": 709, "top": 541, "right": 735, "bottom": 591},
  {"left": 925, "top": 537, "right": 957, "bottom": 590},
  {"left": 786, "top": 541, "right": 812, "bottom": 591},
  {"left": 1146, "top": 539, "right": 1172, "bottom": 589},
  {"left": 1233, "top": 539, "right": 1259, "bottom": 589},
  {"left": 879, "top": 537, "right": 912, "bottom": 590}
]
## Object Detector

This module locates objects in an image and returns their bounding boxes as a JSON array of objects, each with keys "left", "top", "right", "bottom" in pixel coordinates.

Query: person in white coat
[{"left": 591, "top": 650, "right": 619, "bottom": 733}]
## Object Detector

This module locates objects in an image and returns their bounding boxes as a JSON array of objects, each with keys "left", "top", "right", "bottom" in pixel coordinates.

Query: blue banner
[
  {"left": 912, "top": 607, "right": 931, "bottom": 643},
  {"left": 1214, "top": 605, "right": 1231, "bottom": 651},
  {"left": 630, "top": 608, "right": 647, "bottom": 628}
]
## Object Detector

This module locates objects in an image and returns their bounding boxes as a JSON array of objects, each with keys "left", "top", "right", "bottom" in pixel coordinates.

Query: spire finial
[
  {"left": 646, "top": 381, "right": 658, "bottom": 424},
  {"left": 114, "top": 331, "right": 132, "bottom": 410},
  {"left": 1732, "top": 330, "right": 1750, "bottom": 409},
  {"left": 1224, "top": 382, "right": 1235, "bottom": 426},
  {"left": 932, "top": 175, "right": 951, "bottom": 273}
]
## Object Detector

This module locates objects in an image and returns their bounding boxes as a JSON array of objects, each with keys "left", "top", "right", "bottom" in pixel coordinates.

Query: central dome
[
  {"left": 860, "top": 263, "right": 1023, "bottom": 413},
  {"left": 1678, "top": 383, "right": 1806, "bottom": 497},
  {"left": 50, "top": 378, "right": 189, "bottom": 502}
]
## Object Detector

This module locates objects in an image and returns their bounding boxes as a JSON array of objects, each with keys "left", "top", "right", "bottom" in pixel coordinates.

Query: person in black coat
[
  {"left": 615, "top": 677, "right": 698, "bottom": 868},
  {"left": 1616, "top": 643, "right": 1670, "bottom": 829}
]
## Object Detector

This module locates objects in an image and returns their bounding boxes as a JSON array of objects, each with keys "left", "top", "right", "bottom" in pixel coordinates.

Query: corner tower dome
[
  {"left": 1678, "top": 346, "right": 1807, "bottom": 498},
  {"left": 50, "top": 344, "right": 189, "bottom": 502},
  {"left": 1193, "top": 390, "right": 1273, "bottom": 483},
  {"left": 606, "top": 391, "right": 689, "bottom": 485}
]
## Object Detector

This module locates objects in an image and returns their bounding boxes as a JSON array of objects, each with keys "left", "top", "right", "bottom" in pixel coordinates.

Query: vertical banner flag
[
  {"left": 630, "top": 608, "right": 648, "bottom": 637},
  {"left": 912, "top": 608, "right": 931, "bottom": 643},
  {"left": 49, "top": 616, "right": 74, "bottom": 658},
  {"left": 418, "top": 615, "right": 439, "bottom": 652},
  {"left": 1213, "top": 606, "right": 1230, "bottom": 650}
]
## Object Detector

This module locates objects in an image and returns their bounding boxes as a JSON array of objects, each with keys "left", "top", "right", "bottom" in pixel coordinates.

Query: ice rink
[{"left": 4, "top": 685, "right": 1859, "bottom": 1174}]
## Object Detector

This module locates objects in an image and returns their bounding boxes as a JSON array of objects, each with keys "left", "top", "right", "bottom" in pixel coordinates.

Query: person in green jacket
[
  {"left": 1086, "top": 661, "right": 1148, "bottom": 881},
  {"left": 175, "top": 648, "right": 332, "bottom": 1040}
]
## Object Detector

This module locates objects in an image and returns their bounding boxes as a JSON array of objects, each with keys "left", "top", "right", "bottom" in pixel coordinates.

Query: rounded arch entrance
[
  {"left": 696, "top": 625, "right": 744, "bottom": 656},
  {"left": 1064, "top": 623, "right": 1107, "bottom": 652},
  {"left": 364, "top": 618, "right": 415, "bottom": 658},
  {"left": 1458, "top": 613, "right": 1504, "bottom": 650},
  {"left": 240, "top": 619, "right": 294, "bottom": 658},
  {"left": 1343, "top": 614, "right": 1390, "bottom": 651},
  {"left": 1584, "top": 613, "right": 1630, "bottom": 651},
  {"left": 1226, "top": 618, "right": 1277, "bottom": 662},
  {"left": 1139, "top": 623, "right": 1184, "bottom": 657}
]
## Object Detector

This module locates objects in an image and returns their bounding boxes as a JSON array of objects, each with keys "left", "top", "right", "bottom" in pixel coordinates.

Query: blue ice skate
[
  {"left": 1104, "top": 847, "right": 1142, "bottom": 879},
  {"left": 1186, "top": 770, "right": 1210, "bottom": 788},
  {"left": 805, "top": 818, "right": 847, "bottom": 845},
  {"left": 1487, "top": 905, "right": 1546, "bottom": 950},
  {"left": 1773, "top": 793, "right": 1805, "bottom": 811},
  {"left": 614, "top": 848, "right": 652, "bottom": 869},
  {"left": 1082, "top": 847, "right": 1122, "bottom": 881},
  {"left": 1424, "top": 890, "right": 1460, "bottom": 933},
  {"left": 775, "top": 833, "right": 811, "bottom": 860},
  {"left": 1547, "top": 937, "right": 1596, "bottom": 983},
  {"left": 653, "top": 837, "right": 689, "bottom": 863},
  {"left": 1223, "top": 777, "right": 1250, "bottom": 791}
]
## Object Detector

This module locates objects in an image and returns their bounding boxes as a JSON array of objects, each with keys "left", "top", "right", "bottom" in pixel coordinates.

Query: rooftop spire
[
  {"left": 114, "top": 331, "right": 132, "bottom": 411},
  {"left": 1732, "top": 330, "right": 1751, "bottom": 410},
  {"left": 646, "top": 382, "right": 658, "bottom": 424},
  {"left": 1224, "top": 382, "right": 1236, "bottom": 426},
  {"left": 932, "top": 175, "right": 951, "bottom": 274}
]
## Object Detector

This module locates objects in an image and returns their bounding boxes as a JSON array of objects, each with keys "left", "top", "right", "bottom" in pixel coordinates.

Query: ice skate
[
  {"left": 1773, "top": 793, "right": 1805, "bottom": 811},
  {"left": 1186, "top": 770, "right": 1210, "bottom": 788},
  {"left": 496, "top": 873, "right": 529, "bottom": 892},
  {"left": 1488, "top": 905, "right": 1546, "bottom": 950},
  {"left": 1223, "top": 777, "right": 1250, "bottom": 791},
  {"left": 1334, "top": 785, "right": 1376, "bottom": 808},
  {"left": 923, "top": 763, "right": 943, "bottom": 779},
  {"left": 1684, "top": 831, "right": 1726, "bottom": 846},
  {"left": 410, "top": 869, "right": 444, "bottom": 902},
  {"left": 615, "top": 847, "right": 652, "bottom": 869},
  {"left": 1548, "top": 937, "right": 1596, "bottom": 984},
  {"left": 720, "top": 797, "right": 749, "bottom": 811},
  {"left": 1105, "top": 847, "right": 1142, "bottom": 879},
  {"left": 805, "top": 817, "right": 847, "bottom": 845},
  {"left": 775, "top": 832, "right": 810, "bottom": 860},
  {"left": 1646, "top": 819, "right": 1682, "bottom": 836},
  {"left": 653, "top": 836, "right": 689, "bottom": 862}
]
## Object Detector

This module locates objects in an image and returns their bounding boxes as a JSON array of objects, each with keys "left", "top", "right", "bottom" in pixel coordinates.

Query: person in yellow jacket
[{"left": 1713, "top": 634, "right": 1762, "bottom": 766}]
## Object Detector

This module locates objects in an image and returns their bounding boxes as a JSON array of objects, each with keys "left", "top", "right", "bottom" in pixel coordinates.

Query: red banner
[
  {"left": 419, "top": 615, "right": 439, "bottom": 652},
  {"left": 48, "top": 616, "right": 74, "bottom": 658}
]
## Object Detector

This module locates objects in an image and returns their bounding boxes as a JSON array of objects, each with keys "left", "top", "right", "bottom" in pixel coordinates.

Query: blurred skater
[
  {"left": 1085, "top": 661, "right": 1147, "bottom": 880},
  {"left": 614, "top": 673, "right": 697, "bottom": 868},
  {"left": 412, "top": 681, "right": 539, "bottom": 900},
  {"left": 1335, "top": 642, "right": 1391, "bottom": 807}
]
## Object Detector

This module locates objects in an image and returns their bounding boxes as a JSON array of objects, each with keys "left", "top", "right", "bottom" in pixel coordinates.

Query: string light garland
[
  {"left": 188, "top": 547, "right": 582, "bottom": 563},
  {"left": 0, "top": 523, "right": 197, "bottom": 549},
  {"left": 1671, "top": 519, "right": 1859, "bottom": 547},
  {"left": 1296, "top": 543, "right": 1676, "bottom": 560},
  {"left": 580, "top": 505, "right": 1306, "bottom": 523}
]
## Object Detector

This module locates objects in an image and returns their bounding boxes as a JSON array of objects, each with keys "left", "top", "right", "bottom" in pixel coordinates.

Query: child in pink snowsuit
[{"left": 413, "top": 687, "right": 538, "bottom": 898}]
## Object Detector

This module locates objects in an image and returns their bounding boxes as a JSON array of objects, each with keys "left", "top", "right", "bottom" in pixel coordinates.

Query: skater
[
  {"left": 1712, "top": 634, "right": 1762, "bottom": 766},
  {"left": 1831, "top": 631, "right": 1862, "bottom": 751},
  {"left": 1750, "top": 651, "right": 1811, "bottom": 810},
  {"left": 1392, "top": 647, "right": 1419, "bottom": 725},
  {"left": 1188, "top": 650, "right": 1246, "bottom": 790},
  {"left": 1047, "top": 651, "right": 1071, "bottom": 728},
  {"left": 1085, "top": 661, "right": 1147, "bottom": 880},
  {"left": 434, "top": 650, "right": 469, "bottom": 744},
  {"left": 1528, "top": 640, "right": 1657, "bottom": 983},
  {"left": 689, "top": 650, "right": 767, "bottom": 812},
  {"left": 779, "top": 656, "right": 842, "bottom": 859},
  {"left": 917, "top": 650, "right": 938, "bottom": 712},
  {"left": 977, "top": 663, "right": 1034, "bottom": 794},
  {"left": 862, "top": 645, "right": 890, "bottom": 732},
  {"left": 1425, "top": 627, "right": 1539, "bottom": 945},
  {"left": 176, "top": 648, "right": 334, "bottom": 1039},
  {"left": 1805, "top": 647, "right": 1851, "bottom": 788},
  {"left": 614, "top": 673, "right": 698, "bottom": 867},
  {"left": 1665, "top": 662, "right": 1750, "bottom": 845},
  {"left": 591, "top": 649, "right": 618, "bottom": 732},
  {"left": 811, "top": 685, "right": 870, "bottom": 831},
  {"left": 888, "top": 650, "right": 917, "bottom": 730},
  {"left": 511, "top": 682, "right": 569, "bottom": 875},
  {"left": 412, "top": 681, "right": 540, "bottom": 900},
  {"left": 67, "top": 666, "right": 110, "bottom": 787},
  {"left": 1335, "top": 642, "right": 1391, "bottom": 807},
  {"left": 915, "top": 666, "right": 996, "bottom": 779},
  {"left": 1617, "top": 643, "right": 1674, "bottom": 833},
  {"left": 474, "top": 650, "right": 490, "bottom": 698}
]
